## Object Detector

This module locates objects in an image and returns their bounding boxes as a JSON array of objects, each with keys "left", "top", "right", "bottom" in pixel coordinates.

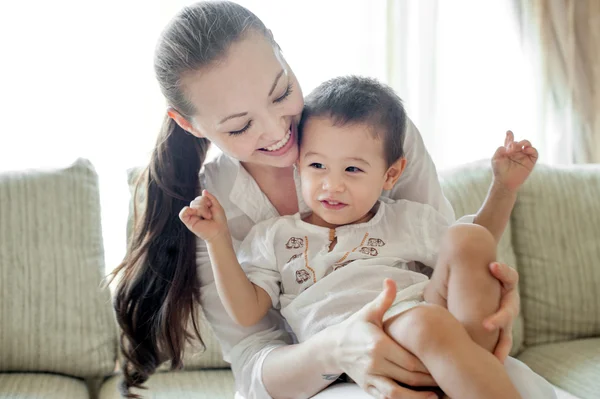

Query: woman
[{"left": 112, "top": 2, "right": 552, "bottom": 398}]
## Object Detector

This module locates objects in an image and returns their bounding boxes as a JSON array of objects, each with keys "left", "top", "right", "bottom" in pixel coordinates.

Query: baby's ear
[{"left": 382, "top": 158, "right": 407, "bottom": 190}]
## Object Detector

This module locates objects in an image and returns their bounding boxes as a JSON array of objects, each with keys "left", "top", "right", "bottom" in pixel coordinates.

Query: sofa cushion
[
  {"left": 518, "top": 338, "right": 600, "bottom": 399},
  {"left": 126, "top": 167, "right": 229, "bottom": 370},
  {"left": 0, "top": 159, "right": 117, "bottom": 377},
  {"left": 511, "top": 165, "right": 600, "bottom": 346},
  {"left": 99, "top": 369, "right": 235, "bottom": 399},
  {"left": 0, "top": 373, "right": 89, "bottom": 399},
  {"left": 440, "top": 161, "right": 524, "bottom": 355}
]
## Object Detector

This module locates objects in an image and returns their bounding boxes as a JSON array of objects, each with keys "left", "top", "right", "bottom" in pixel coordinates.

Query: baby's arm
[{"left": 179, "top": 190, "right": 271, "bottom": 327}]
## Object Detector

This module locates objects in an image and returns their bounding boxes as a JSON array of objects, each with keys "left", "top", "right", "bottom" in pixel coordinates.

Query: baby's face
[{"left": 298, "top": 117, "right": 392, "bottom": 227}]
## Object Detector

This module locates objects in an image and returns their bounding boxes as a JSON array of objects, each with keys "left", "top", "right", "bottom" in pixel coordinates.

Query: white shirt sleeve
[
  {"left": 384, "top": 118, "right": 457, "bottom": 224},
  {"left": 198, "top": 236, "right": 291, "bottom": 399},
  {"left": 238, "top": 221, "right": 282, "bottom": 309},
  {"left": 420, "top": 204, "right": 452, "bottom": 268}
]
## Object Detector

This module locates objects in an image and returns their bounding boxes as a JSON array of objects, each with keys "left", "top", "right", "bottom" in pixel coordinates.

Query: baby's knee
[
  {"left": 387, "top": 304, "right": 467, "bottom": 355},
  {"left": 440, "top": 224, "right": 497, "bottom": 268}
]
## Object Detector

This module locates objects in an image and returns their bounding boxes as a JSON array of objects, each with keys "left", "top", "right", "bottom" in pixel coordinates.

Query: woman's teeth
[{"left": 263, "top": 129, "right": 291, "bottom": 151}]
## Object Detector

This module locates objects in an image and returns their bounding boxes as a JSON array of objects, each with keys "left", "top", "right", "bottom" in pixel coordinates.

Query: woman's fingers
[
  {"left": 484, "top": 308, "right": 513, "bottom": 331},
  {"left": 380, "top": 358, "right": 435, "bottom": 387},
  {"left": 484, "top": 285, "right": 518, "bottom": 331},
  {"left": 355, "top": 278, "right": 397, "bottom": 327},
  {"left": 493, "top": 328, "right": 513, "bottom": 362},
  {"left": 489, "top": 262, "right": 518, "bottom": 291},
  {"left": 366, "top": 376, "right": 437, "bottom": 399},
  {"left": 382, "top": 341, "right": 430, "bottom": 375}
]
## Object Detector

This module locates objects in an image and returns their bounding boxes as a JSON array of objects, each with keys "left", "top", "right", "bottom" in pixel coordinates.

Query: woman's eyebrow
[
  {"left": 218, "top": 69, "right": 285, "bottom": 125},
  {"left": 268, "top": 69, "right": 285, "bottom": 96},
  {"left": 219, "top": 112, "right": 248, "bottom": 125}
]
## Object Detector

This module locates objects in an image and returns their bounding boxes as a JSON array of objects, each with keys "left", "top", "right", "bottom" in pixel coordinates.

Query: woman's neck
[
  {"left": 241, "top": 161, "right": 294, "bottom": 182},
  {"left": 241, "top": 161, "right": 299, "bottom": 216}
]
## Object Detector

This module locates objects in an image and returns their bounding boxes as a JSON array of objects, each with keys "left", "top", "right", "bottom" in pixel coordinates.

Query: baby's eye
[
  {"left": 345, "top": 166, "right": 363, "bottom": 173},
  {"left": 309, "top": 163, "right": 325, "bottom": 169}
]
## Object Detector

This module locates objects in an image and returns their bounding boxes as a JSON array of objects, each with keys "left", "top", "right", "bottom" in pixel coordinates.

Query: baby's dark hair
[{"left": 299, "top": 76, "right": 407, "bottom": 167}]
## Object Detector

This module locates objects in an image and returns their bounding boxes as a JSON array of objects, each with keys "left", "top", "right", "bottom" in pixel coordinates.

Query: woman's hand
[
  {"left": 484, "top": 262, "right": 521, "bottom": 362},
  {"left": 329, "top": 279, "right": 438, "bottom": 399}
]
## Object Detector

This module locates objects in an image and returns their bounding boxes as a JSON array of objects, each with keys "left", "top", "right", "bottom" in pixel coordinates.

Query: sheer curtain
[
  {"left": 386, "top": 0, "right": 539, "bottom": 170},
  {"left": 514, "top": 0, "right": 600, "bottom": 164},
  {"left": 0, "top": 0, "right": 539, "bottom": 272}
]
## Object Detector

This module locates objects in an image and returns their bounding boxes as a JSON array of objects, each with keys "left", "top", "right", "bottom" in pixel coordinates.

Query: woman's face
[{"left": 180, "top": 31, "right": 304, "bottom": 168}]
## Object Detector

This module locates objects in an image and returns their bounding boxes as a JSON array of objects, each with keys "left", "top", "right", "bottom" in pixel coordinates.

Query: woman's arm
[
  {"left": 203, "top": 257, "right": 436, "bottom": 399},
  {"left": 386, "top": 118, "right": 455, "bottom": 223},
  {"left": 261, "top": 280, "right": 437, "bottom": 399}
]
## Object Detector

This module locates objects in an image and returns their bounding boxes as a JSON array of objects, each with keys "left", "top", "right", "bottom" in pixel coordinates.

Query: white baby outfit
[{"left": 239, "top": 198, "right": 448, "bottom": 342}]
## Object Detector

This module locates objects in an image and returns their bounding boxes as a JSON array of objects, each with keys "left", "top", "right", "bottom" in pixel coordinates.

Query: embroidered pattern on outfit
[
  {"left": 288, "top": 253, "right": 301, "bottom": 263},
  {"left": 300, "top": 232, "right": 383, "bottom": 283},
  {"left": 295, "top": 269, "right": 311, "bottom": 284},
  {"left": 332, "top": 260, "right": 354, "bottom": 271},
  {"left": 303, "top": 236, "right": 317, "bottom": 283},
  {"left": 358, "top": 247, "right": 378, "bottom": 256},
  {"left": 334, "top": 232, "right": 370, "bottom": 264},
  {"left": 285, "top": 237, "right": 304, "bottom": 249},
  {"left": 367, "top": 238, "right": 385, "bottom": 247}
]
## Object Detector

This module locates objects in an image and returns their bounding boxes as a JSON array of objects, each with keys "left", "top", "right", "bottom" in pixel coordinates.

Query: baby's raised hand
[
  {"left": 179, "top": 189, "right": 229, "bottom": 243},
  {"left": 492, "top": 131, "right": 539, "bottom": 192}
]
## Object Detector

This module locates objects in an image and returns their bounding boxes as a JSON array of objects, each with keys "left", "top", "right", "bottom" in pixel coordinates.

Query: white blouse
[{"left": 197, "top": 119, "right": 456, "bottom": 398}]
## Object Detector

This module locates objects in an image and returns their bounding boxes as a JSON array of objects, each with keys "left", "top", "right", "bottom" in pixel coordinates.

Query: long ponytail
[
  {"left": 111, "top": 116, "right": 209, "bottom": 396},
  {"left": 109, "top": 2, "right": 270, "bottom": 396}
]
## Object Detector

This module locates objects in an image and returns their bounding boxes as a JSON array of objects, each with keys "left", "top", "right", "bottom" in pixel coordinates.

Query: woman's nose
[{"left": 259, "top": 114, "right": 289, "bottom": 143}]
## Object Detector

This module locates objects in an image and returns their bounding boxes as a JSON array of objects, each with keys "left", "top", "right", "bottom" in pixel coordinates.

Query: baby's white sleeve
[{"left": 237, "top": 221, "right": 282, "bottom": 309}]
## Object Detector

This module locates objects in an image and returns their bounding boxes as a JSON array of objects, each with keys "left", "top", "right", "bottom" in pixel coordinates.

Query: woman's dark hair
[{"left": 109, "top": 2, "right": 269, "bottom": 397}]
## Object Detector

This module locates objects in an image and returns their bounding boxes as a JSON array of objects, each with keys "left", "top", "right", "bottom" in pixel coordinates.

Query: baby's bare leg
[
  {"left": 384, "top": 304, "right": 520, "bottom": 399},
  {"left": 424, "top": 224, "right": 501, "bottom": 353}
]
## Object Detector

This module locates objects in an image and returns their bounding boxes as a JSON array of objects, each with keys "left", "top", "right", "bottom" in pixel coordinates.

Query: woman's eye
[
  {"left": 346, "top": 166, "right": 363, "bottom": 173},
  {"left": 309, "top": 163, "right": 325, "bottom": 169},
  {"left": 229, "top": 121, "right": 252, "bottom": 136},
  {"left": 274, "top": 83, "right": 293, "bottom": 103}
]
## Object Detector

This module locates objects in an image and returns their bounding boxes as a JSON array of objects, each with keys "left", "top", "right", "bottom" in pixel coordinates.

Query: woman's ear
[
  {"left": 382, "top": 158, "right": 407, "bottom": 190},
  {"left": 167, "top": 108, "right": 204, "bottom": 138}
]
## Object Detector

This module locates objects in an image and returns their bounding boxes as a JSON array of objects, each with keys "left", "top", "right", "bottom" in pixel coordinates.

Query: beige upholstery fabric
[
  {"left": 99, "top": 369, "right": 235, "bottom": 399},
  {"left": 511, "top": 165, "right": 600, "bottom": 346},
  {"left": 440, "top": 161, "right": 524, "bottom": 355},
  {"left": 0, "top": 373, "right": 89, "bottom": 398},
  {"left": 518, "top": 338, "right": 600, "bottom": 399},
  {"left": 126, "top": 167, "right": 229, "bottom": 370},
  {"left": 0, "top": 159, "right": 117, "bottom": 377}
]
